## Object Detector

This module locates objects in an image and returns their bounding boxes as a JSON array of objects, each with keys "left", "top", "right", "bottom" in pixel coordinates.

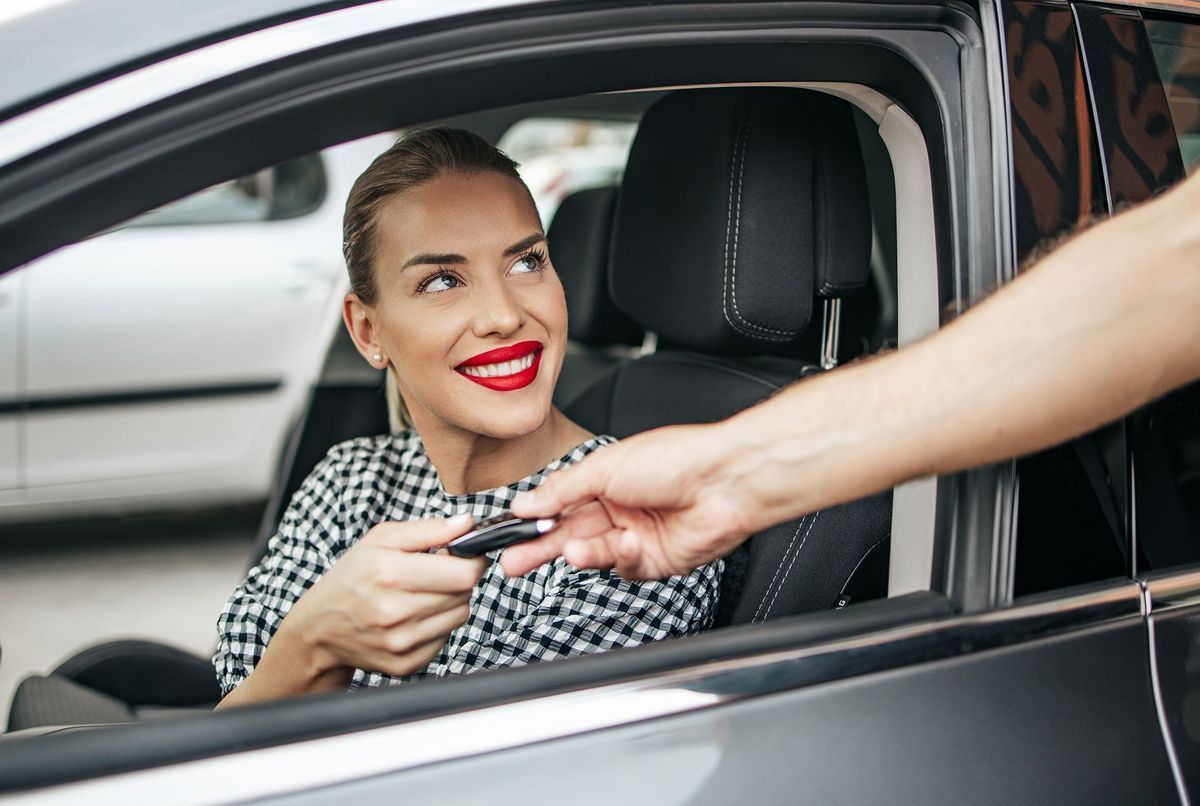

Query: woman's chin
[{"left": 467, "top": 404, "right": 552, "bottom": 440}]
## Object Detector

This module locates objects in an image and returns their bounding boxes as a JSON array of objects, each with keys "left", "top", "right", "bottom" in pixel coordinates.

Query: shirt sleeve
[
  {"left": 444, "top": 560, "right": 723, "bottom": 674},
  {"left": 212, "top": 448, "right": 348, "bottom": 696}
]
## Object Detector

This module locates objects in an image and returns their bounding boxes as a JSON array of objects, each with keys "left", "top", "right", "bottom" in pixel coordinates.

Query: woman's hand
[
  {"left": 218, "top": 515, "right": 484, "bottom": 708},
  {"left": 502, "top": 423, "right": 760, "bottom": 580},
  {"left": 283, "top": 514, "right": 486, "bottom": 678}
]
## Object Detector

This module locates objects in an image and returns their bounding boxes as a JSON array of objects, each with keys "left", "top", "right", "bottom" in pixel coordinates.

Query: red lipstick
[{"left": 455, "top": 340, "right": 543, "bottom": 391}]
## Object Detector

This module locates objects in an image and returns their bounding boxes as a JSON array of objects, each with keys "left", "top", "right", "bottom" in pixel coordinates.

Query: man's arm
[{"left": 504, "top": 170, "right": 1200, "bottom": 579}]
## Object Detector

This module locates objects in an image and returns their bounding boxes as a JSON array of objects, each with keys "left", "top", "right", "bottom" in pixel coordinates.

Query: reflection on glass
[{"left": 1147, "top": 17, "right": 1200, "bottom": 174}]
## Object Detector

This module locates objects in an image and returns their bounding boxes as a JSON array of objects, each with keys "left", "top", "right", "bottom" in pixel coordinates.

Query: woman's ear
[{"left": 343, "top": 293, "right": 388, "bottom": 369}]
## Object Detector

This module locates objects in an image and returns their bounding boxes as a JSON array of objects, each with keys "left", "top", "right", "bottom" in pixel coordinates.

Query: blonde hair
[{"left": 385, "top": 367, "right": 410, "bottom": 433}]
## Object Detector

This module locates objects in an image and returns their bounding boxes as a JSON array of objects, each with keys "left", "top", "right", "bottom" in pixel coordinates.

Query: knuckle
[
  {"left": 364, "top": 561, "right": 392, "bottom": 587},
  {"left": 384, "top": 629, "right": 414, "bottom": 655},
  {"left": 456, "top": 562, "right": 483, "bottom": 589},
  {"left": 372, "top": 600, "right": 406, "bottom": 628}
]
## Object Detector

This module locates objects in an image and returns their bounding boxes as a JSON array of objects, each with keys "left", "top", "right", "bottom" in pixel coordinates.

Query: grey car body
[{"left": 0, "top": 0, "right": 1199, "bottom": 803}]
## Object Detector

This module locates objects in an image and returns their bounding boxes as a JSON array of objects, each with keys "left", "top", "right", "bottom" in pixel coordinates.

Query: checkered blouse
[{"left": 213, "top": 430, "right": 722, "bottom": 695}]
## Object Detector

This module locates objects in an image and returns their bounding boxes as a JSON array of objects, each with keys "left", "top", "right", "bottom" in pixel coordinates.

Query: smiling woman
[{"left": 212, "top": 127, "right": 721, "bottom": 709}]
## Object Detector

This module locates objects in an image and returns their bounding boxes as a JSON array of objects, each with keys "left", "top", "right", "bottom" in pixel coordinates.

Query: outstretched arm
[{"left": 503, "top": 170, "right": 1200, "bottom": 580}]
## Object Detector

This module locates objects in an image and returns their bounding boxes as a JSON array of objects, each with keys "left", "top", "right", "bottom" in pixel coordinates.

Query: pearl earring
[{"left": 373, "top": 353, "right": 383, "bottom": 363}]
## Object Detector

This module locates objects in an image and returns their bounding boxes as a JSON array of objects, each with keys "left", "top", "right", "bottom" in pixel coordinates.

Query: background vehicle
[
  {"left": 0, "top": 135, "right": 395, "bottom": 521},
  {"left": 0, "top": 0, "right": 1197, "bottom": 803}
]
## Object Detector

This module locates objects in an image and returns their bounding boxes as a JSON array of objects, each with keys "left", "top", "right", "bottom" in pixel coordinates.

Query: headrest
[
  {"left": 548, "top": 186, "right": 643, "bottom": 346},
  {"left": 610, "top": 88, "right": 871, "bottom": 355}
]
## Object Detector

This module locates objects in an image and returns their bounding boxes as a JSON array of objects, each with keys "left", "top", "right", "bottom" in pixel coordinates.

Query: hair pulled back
[
  {"left": 342, "top": 126, "right": 525, "bottom": 304},
  {"left": 342, "top": 127, "right": 526, "bottom": 432}
]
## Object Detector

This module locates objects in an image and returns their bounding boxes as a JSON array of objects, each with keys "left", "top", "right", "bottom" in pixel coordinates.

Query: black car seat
[
  {"left": 563, "top": 87, "right": 892, "bottom": 627},
  {"left": 4, "top": 175, "right": 653, "bottom": 732},
  {"left": 548, "top": 185, "right": 644, "bottom": 410}
]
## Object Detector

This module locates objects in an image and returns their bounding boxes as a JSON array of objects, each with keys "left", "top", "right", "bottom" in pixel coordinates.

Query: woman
[{"left": 213, "top": 127, "right": 721, "bottom": 707}]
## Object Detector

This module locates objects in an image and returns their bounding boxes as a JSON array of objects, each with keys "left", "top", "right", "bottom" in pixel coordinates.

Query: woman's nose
[{"left": 470, "top": 281, "right": 525, "bottom": 338}]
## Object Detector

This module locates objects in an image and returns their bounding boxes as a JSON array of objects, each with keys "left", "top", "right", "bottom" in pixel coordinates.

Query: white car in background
[{"left": 0, "top": 133, "right": 397, "bottom": 521}]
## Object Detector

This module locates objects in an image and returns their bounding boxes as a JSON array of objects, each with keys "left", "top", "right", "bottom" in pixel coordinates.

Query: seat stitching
[
  {"left": 751, "top": 513, "right": 809, "bottom": 622},
  {"left": 723, "top": 98, "right": 797, "bottom": 342},
  {"left": 761, "top": 510, "right": 821, "bottom": 621}
]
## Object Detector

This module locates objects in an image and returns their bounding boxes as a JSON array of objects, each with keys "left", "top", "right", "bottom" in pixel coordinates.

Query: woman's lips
[{"left": 455, "top": 341, "right": 543, "bottom": 391}]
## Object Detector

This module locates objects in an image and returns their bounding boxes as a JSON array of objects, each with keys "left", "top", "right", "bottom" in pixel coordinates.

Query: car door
[
  {"left": 1080, "top": 6, "right": 1200, "bottom": 799},
  {"left": 0, "top": 1, "right": 1183, "bottom": 802},
  {"left": 1010, "top": 2, "right": 1198, "bottom": 798}
]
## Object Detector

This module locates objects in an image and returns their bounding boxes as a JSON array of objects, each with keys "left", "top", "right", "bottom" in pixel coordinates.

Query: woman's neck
[{"left": 415, "top": 408, "right": 593, "bottom": 495}]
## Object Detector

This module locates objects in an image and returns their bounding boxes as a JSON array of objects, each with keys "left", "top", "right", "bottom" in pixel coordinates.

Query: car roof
[
  {"left": 0, "top": 0, "right": 348, "bottom": 120},
  {"left": 0, "top": 0, "right": 539, "bottom": 122}
]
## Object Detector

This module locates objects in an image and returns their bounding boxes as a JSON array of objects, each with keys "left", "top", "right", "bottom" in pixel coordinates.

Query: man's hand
[{"left": 502, "top": 423, "right": 757, "bottom": 580}]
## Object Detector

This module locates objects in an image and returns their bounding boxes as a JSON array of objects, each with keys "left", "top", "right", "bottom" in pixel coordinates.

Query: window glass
[
  {"left": 1134, "top": 16, "right": 1200, "bottom": 572},
  {"left": 128, "top": 153, "right": 326, "bottom": 227},
  {"left": 498, "top": 117, "right": 636, "bottom": 226},
  {"left": 1147, "top": 18, "right": 1200, "bottom": 172},
  {"left": 1007, "top": 1, "right": 1125, "bottom": 597}
]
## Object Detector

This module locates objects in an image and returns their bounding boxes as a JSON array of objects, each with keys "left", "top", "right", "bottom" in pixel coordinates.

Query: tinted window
[
  {"left": 1133, "top": 16, "right": 1200, "bottom": 572},
  {"left": 1147, "top": 17, "right": 1200, "bottom": 173},
  {"left": 1006, "top": 0, "right": 1125, "bottom": 597}
]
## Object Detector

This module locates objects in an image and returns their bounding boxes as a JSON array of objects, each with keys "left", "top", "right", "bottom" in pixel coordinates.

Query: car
[
  {"left": 0, "top": 135, "right": 395, "bottom": 522},
  {"left": 0, "top": 0, "right": 1197, "bottom": 803}
]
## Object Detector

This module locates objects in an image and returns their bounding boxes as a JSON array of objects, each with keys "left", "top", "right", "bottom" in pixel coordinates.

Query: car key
[{"left": 444, "top": 511, "right": 559, "bottom": 557}]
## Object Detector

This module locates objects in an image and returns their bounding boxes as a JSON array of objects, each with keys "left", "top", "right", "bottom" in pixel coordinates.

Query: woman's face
[{"left": 348, "top": 170, "right": 567, "bottom": 440}]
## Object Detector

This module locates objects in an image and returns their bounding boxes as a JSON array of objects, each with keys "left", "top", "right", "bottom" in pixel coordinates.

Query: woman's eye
[
  {"left": 420, "top": 271, "right": 462, "bottom": 293},
  {"left": 511, "top": 253, "right": 544, "bottom": 275}
]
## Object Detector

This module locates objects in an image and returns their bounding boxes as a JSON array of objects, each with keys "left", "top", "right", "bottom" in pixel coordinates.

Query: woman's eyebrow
[
  {"left": 502, "top": 233, "right": 546, "bottom": 257},
  {"left": 400, "top": 233, "right": 544, "bottom": 271},
  {"left": 401, "top": 252, "right": 467, "bottom": 271}
]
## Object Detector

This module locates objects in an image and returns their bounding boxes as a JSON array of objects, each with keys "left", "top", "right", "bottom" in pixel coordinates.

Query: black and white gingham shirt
[{"left": 214, "top": 430, "right": 721, "bottom": 695}]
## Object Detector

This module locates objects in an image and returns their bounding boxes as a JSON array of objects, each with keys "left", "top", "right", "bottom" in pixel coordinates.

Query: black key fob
[{"left": 445, "top": 511, "right": 559, "bottom": 557}]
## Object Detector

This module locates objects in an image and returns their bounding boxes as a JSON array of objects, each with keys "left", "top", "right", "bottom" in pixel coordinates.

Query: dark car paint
[{"left": 274, "top": 618, "right": 1178, "bottom": 806}]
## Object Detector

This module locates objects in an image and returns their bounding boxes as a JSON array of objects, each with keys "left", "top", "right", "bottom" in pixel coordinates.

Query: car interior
[{"left": 4, "top": 78, "right": 940, "bottom": 740}]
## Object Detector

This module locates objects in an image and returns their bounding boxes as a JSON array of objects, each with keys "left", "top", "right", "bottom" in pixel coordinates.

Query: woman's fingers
[
  {"left": 367, "top": 602, "right": 470, "bottom": 676},
  {"left": 372, "top": 590, "right": 471, "bottom": 626},
  {"left": 369, "top": 635, "right": 449, "bottom": 679},
  {"left": 402, "top": 602, "right": 472, "bottom": 648},
  {"left": 374, "top": 551, "right": 485, "bottom": 593},
  {"left": 367, "top": 514, "right": 475, "bottom": 552}
]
